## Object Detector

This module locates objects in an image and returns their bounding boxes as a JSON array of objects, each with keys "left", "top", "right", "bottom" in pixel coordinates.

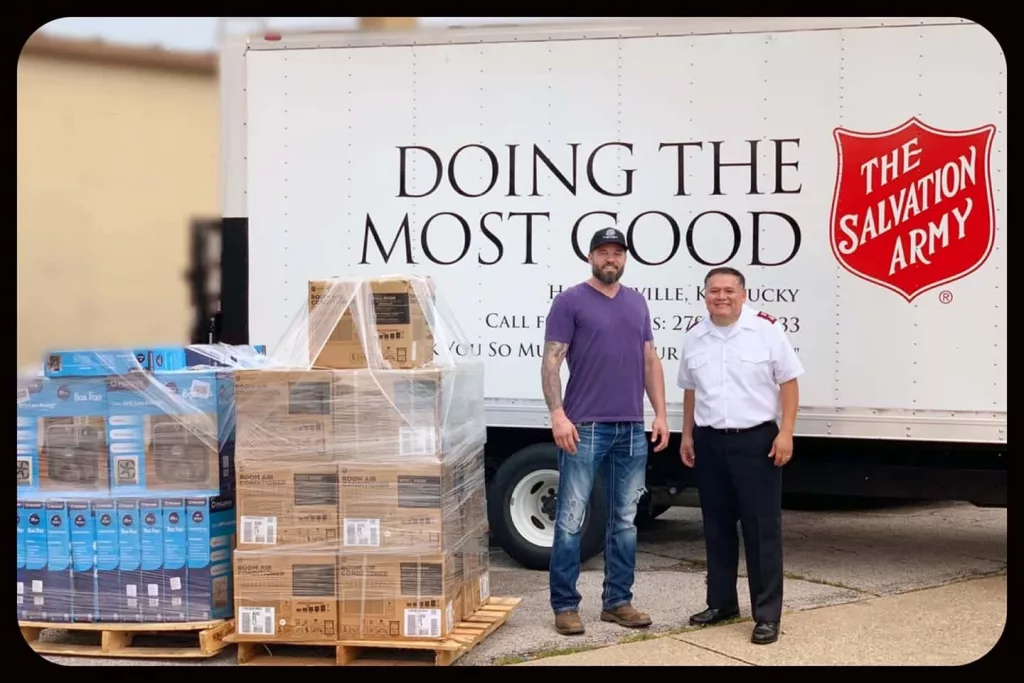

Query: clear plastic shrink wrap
[
  {"left": 17, "top": 344, "right": 269, "bottom": 624},
  {"left": 231, "top": 274, "right": 490, "bottom": 644}
]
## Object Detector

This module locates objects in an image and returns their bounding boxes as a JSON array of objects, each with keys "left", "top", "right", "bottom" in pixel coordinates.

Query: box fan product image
[
  {"left": 17, "top": 376, "right": 109, "bottom": 495},
  {"left": 106, "top": 370, "right": 226, "bottom": 495}
]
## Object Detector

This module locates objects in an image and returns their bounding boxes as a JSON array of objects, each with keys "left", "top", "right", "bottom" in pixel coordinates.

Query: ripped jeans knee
[
  {"left": 613, "top": 485, "right": 647, "bottom": 531},
  {"left": 556, "top": 492, "right": 587, "bottom": 535}
]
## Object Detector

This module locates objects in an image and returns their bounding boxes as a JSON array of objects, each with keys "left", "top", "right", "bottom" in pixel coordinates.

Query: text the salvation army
[{"left": 835, "top": 136, "right": 979, "bottom": 276}]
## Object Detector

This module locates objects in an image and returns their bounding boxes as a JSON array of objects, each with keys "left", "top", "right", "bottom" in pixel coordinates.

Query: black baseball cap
[{"left": 590, "top": 227, "right": 628, "bottom": 253}]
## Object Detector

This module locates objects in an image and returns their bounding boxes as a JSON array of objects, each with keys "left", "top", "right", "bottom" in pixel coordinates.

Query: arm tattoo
[{"left": 541, "top": 341, "right": 569, "bottom": 412}]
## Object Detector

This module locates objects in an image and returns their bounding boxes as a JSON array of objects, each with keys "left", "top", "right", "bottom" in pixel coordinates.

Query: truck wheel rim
[{"left": 509, "top": 468, "right": 581, "bottom": 549}]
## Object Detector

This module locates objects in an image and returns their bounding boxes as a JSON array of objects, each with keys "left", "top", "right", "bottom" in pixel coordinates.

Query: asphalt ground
[{"left": 32, "top": 499, "right": 1006, "bottom": 666}]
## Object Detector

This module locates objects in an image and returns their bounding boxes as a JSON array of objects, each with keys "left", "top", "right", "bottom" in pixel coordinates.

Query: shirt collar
[{"left": 696, "top": 306, "right": 758, "bottom": 337}]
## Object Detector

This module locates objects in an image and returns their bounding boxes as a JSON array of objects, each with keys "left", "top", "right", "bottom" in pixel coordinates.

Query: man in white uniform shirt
[{"left": 676, "top": 266, "right": 803, "bottom": 645}]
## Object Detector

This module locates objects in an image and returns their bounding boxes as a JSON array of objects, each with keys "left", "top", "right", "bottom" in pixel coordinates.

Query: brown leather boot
[
  {"left": 600, "top": 603, "right": 652, "bottom": 628},
  {"left": 554, "top": 610, "right": 585, "bottom": 635}
]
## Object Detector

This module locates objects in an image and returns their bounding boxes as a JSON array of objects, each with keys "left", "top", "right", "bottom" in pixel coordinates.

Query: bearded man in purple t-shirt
[{"left": 541, "top": 227, "right": 670, "bottom": 636}]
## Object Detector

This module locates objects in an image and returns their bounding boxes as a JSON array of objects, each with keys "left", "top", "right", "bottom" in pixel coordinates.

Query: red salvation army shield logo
[{"left": 829, "top": 118, "right": 997, "bottom": 302}]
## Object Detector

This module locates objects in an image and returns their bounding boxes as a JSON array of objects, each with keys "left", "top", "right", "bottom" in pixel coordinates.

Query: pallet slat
[
  {"left": 224, "top": 596, "right": 520, "bottom": 666},
  {"left": 19, "top": 619, "right": 232, "bottom": 659}
]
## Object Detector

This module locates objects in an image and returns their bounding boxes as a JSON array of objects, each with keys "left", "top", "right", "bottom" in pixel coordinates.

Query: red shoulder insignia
[{"left": 756, "top": 311, "right": 777, "bottom": 324}]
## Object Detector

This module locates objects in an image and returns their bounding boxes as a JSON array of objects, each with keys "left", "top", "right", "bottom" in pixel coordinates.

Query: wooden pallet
[
  {"left": 225, "top": 596, "right": 520, "bottom": 666},
  {"left": 19, "top": 619, "right": 233, "bottom": 659}
]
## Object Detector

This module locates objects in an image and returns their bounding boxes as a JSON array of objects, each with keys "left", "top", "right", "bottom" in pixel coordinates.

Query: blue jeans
[{"left": 549, "top": 421, "right": 649, "bottom": 614}]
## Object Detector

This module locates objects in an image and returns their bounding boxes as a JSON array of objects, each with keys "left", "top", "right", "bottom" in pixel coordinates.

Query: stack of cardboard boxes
[
  {"left": 16, "top": 344, "right": 266, "bottom": 624},
  {"left": 231, "top": 276, "right": 490, "bottom": 644}
]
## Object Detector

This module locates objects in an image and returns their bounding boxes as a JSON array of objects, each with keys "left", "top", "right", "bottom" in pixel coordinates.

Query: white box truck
[{"left": 207, "top": 17, "right": 1006, "bottom": 570}]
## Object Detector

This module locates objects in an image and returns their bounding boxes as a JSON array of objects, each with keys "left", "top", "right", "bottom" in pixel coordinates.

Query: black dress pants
[{"left": 693, "top": 420, "right": 784, "bottom": 623}]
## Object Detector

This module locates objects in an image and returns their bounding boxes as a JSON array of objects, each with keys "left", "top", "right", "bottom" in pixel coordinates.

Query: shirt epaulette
[{"left": 756, "top": 311, "right": 777, "bottom": 324}]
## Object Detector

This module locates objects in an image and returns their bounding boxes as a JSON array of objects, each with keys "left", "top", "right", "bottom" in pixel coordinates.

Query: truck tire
[{"left": 487, "top": 443, "right": 607, "bottom": 571}]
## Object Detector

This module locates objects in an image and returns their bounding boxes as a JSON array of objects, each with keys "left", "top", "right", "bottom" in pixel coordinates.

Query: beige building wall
[{"left": 17, "top": 36, "right": 219, "bottom": 368}]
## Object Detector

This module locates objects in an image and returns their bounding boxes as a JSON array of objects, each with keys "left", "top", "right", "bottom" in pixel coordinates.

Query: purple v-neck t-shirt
[{"left": 544, "top": 282, "right": 653, "bottom": 424}]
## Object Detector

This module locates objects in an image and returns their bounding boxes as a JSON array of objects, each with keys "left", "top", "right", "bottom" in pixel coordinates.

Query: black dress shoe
[
  {"left": 751, "top": 621, "right": 779, "bottom": 644},
  {"left": 689, "top": 607, "right": 740, "bottom": 626}
]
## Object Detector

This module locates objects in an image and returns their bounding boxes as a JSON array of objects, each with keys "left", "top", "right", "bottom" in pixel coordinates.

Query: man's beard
[{"left": 593, "top": 262, "right": 623, "bottom": 284}]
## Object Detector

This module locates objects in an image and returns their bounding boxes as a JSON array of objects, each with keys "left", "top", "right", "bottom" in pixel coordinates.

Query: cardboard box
[
  {"left": 458, "top": 450, "right": 488, "bottom": 535},
  {"left": 331, "top": 366, "right": 486, "bottom": 461},
  {"left": 21, "top": 500, "right": 48, "bottom": 621},
  {"left": 337, "top": 552, "right": 462, "bottom": 641},
  {"left": 337, "top": 460, "right": 464, "bottom": 554},
  {"left": 44, "top": 500, "right": 72, "bottom": 623},
  {"left": 17, "top": 377, "right": 109, "bottom": 495},
  {"left": 234, "top": 370, "right": 336, "bottom": 461},
  {"left": 234, "top": 364, "right": 486, "bottom": 465},
  {"left": 161, "top": 497, "right": 188, "bottom": 621},
  {"left": 117, "top": 498, "right": 143, "bottom": 622},
  {"left": 186, "top": 495, "right": 236, "bottom": 621},
  {"left": 309, "top": 277, "right": 435, "bottom": 370},
  {"left": 38, "top": 345, "right": 264, "bottom": 498},
  {"left": 461, "top": 569, "right": 491, "bottom": 620},
  {"left": 459, "top": 521, "right": 491, "bottom": 619},
  {"left": 165, "top": 353, "right": 265, "bottom": 497},
  {"left": 233, "top": 550, "right": 338, "bottom": 642},
  {"left": 215, "top": 371, "right": 238, "bottom": 495},
  {"left": 43, "top": 348, "right": 178, "bottom": 378},
  {"left": 92, "top": 498, "right": 120, "bottom": 621},
  {"left": 42, "top": 344, "right": 268, "bottom": 378},
  {"left": 236, "top": 461, "right": 339, "bottom": 551},
  {"left": 16, "top": 502, "right": 27, "bottom": 621},
  {"left": 139, "top": 498, "right": 164, "bottom": 622},
  {"left": 69, "top": 500, "right": 97, "bottom": 623},
  {"left": 106, "top": 371, "right": 223, "bottom": 495}
]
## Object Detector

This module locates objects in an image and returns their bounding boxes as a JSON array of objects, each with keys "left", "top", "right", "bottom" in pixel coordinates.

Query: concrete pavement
[
  {"left": 514, "top": 573, "right": 1006, "bottom": 666},
  {"left": 458, "top": 500, "right": 1004, "bottom": 665},
  {"left": 34, "top": 501, "right": 1005, "bottom": 666}
]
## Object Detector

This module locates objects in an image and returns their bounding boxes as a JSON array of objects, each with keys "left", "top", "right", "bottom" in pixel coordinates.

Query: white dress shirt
[{"left": 676, "top": 306, "right": 804, "bottom": 430}]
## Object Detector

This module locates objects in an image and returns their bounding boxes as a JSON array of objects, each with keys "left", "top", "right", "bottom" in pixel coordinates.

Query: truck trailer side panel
[{"left": 230, "top": 18, "right": 1005, "bottom": 445}]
